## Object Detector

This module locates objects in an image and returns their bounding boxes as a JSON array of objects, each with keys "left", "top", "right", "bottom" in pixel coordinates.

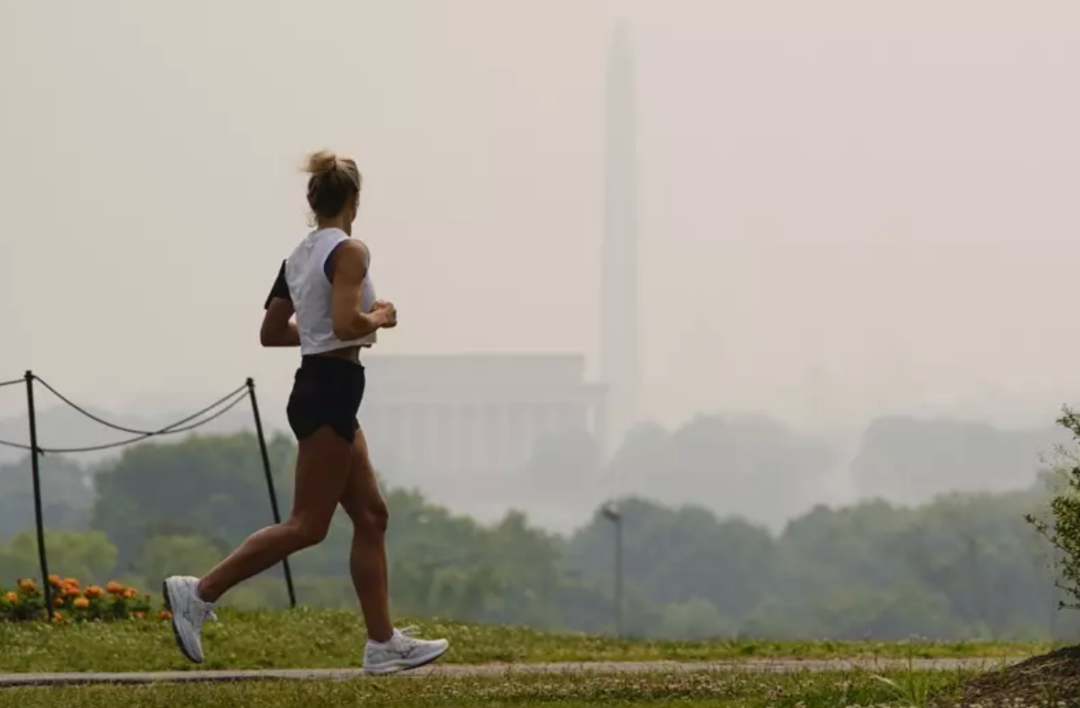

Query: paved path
[{"left": 0, "top": 657, "right": 1026, "bottom": 688}]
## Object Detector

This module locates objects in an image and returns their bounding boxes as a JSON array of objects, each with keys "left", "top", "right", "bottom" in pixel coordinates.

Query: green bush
[{"left": 1026, "top": 406, "right": 1080, "bottom": 609}]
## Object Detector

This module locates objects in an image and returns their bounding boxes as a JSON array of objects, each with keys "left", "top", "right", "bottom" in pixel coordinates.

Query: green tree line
[{"left": 0, "top": 431, "right": 1074, "bottom": 642}]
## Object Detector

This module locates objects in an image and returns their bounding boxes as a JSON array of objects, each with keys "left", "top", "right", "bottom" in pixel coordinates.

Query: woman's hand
[{"left": 372, "top": 299, "right": 398, "bottom": 328}]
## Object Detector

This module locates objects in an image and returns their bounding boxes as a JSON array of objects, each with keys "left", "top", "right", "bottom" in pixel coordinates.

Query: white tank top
[{"left": 285, "top": 228, "right": 378, "bottom": 355}]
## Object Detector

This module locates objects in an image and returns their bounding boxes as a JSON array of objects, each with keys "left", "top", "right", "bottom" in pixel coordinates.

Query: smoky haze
[{"left": 3, "top": 0, "right": 1080, "bottom": 534}]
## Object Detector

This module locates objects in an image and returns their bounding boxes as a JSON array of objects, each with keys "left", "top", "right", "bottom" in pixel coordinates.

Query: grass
[
  {"left": 0, "top": 607, "right": 1046, "bottom": 674},
  {"left": 0, "top": 668, "right": 982, "bottom": 708}
]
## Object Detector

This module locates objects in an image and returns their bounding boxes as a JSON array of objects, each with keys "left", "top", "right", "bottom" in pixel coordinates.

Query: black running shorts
[{"left": 286, "top": 355, "right": 366, "bottom": 443}]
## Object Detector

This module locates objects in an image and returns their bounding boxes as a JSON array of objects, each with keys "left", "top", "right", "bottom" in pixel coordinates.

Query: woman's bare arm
[
  {"left": 260, "top": 260, "right": 301, "bottom": 347},
  {"left": 261, "top": 298, "right": 300, "bottom": 346},
  {"left": 329, "top": 240, "right": 394, "bottom": 340}
]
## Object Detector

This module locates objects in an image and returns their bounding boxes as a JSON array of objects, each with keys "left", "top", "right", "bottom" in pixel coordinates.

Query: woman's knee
[
  {"left": 285, "top": 516, "right": 331, "bottom": 549},
  {"left": 354, "top": 500, "right": 389, "bottom": 536}
]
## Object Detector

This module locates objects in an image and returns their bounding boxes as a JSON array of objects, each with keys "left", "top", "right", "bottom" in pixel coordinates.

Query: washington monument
[{"left": 600, "top": 23, "right": 640, "bottom": 451}]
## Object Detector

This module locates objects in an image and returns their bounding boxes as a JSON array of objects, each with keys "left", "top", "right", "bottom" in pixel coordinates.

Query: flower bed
[{"left": 0, "top": 576, "right": 171, "bottom": 623}]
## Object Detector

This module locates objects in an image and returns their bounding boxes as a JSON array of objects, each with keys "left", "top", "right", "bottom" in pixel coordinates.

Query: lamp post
[{"left": 601, "top": 501, "right": 623, "bottom": 638}]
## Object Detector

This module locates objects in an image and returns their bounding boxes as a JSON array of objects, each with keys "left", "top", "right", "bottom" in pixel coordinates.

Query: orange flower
[
  {"left": 134, "top": 611, "right": 146, "bottom": 619},
  {"left": 48, "top": 574, "right": 62, "bottom": 587},
  {"left": 63, "top": 585, "right": 81, "bottom": 598},
  {"left": 17, "top": 578, "right": 36, "bottom": 593},
  {"left": 51, "top": 611, "right": 63, "bottom": 622},
  {"left": 159, "top": 610, "right": 172, "bottom": 620},
  {"left": 123, "top": 588, "right": 138, "bottom": 600},
  {"left": 106, "top": 581, "right": 124, "bottom": 596},
  {"left": 53, "top": 596, "right": 65, "bottom": 607},
  {"left": 85, "top": 585, "right": 104, "bottom": 599},
  {"left": 4, "top": 592, "right": 17, "bottom": 604},
  {"left": 73, "top": 597, "right": 90, "bottom": 610},
  {"left": 63, "top": 577, "right": 79, "bottom": 588}
]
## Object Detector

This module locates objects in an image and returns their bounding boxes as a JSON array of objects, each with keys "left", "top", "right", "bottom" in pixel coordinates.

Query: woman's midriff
[{"left": 311, "top": 345, "right": 362, "bottom": 364}]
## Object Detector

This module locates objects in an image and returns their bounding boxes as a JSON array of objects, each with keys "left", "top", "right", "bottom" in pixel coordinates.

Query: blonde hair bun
[{"left": 304, "top": 149, "right": 339, "bottom": 176}]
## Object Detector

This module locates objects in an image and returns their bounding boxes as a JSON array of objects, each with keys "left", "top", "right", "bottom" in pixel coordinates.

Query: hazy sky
[{"left": 3, "top": 0, "right": 1080, "bottom": 433}]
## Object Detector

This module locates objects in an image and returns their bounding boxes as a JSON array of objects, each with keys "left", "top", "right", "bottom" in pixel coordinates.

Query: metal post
[
  {"left": 602, "top": 502, "right": 623, "bottom": 638},
  {"left": 246, "top": 378, "right": 297, "bottom": 609},
  {"left": 25, "top": 371, "right": 52, "bottom": 621},
  {"left": 614, "top": 515, "right": 623, "bottom": 637}
]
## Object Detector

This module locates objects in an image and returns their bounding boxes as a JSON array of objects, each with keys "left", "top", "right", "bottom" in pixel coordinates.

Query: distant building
[{"left": 360, "top": 354, "right": 606, "bottom": 484}]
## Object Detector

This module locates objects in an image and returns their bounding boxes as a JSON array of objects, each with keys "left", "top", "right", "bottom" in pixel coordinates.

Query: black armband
[{"left": 263, "top": 260, "right": 291, "bottom": 309}]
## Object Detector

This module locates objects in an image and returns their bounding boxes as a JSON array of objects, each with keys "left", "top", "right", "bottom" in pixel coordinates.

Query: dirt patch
[{"left": 939, "top": 645, "right": 1080, "bottom": 707}]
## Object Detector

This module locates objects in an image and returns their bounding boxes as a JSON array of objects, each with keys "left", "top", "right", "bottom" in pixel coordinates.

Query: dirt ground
[{"left": 942, "top": 645, "right": 1080, "bottom": 707}]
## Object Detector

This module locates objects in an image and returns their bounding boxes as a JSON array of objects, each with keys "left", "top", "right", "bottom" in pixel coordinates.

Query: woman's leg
[
  {"left": 197, "top": 426, "right": 353, "bottom": 601},
  {"left": 164, "top": 426, "right": 352, "bottom": 664},
  {"left": 338, "top": 426, "right": 394, "bottom": 642},
  {"left": 339, "top": 425, "right": 451, "bottom": 674}
]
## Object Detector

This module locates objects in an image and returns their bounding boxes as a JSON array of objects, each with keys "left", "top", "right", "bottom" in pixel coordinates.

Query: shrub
[
  {"left": 0, "top": 575, "right": 167, "bottom": 623},
  {"left": 1026, "top": 406, "right": 1080, "bottom": 609}
]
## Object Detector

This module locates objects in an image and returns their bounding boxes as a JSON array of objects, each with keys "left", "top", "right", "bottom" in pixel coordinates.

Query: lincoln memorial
[{"left": 359, "top": 354, "right": 606, "bottom": 498}]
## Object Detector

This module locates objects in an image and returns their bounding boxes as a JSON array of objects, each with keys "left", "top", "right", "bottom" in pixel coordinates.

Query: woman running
[{"left": 163, "top": 150, "right": 449, "bottom": 675}]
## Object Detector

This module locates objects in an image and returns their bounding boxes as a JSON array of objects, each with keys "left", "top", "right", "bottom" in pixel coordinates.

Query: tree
[
  {"left": 564, "top": 498, "right": 776, "bottom": 631},
  {"left": 0, "top": 530, "right": 117, "bottom": 584},
  {"left": 602, "top": 415, "right": 836, "bottom": 530},
  {"left": 659, "top": 598, "right": 729, "bottom": 639},
  {"left": 853, "top": 416, "right": 1064, "bottom": 505},
  {"left": 0, "top": 454, "right": 92, "bottom": 543},
  {"left": 137, "top": 535, "right": 224, "bottom": 588},
  {"left": 90, "top": 432, "right": 294, "bottom": 573},
  {"left": 518, "top": 430, "right": 602, "bottom": 530},
  {"left": 1027, "top": 407, "right": 1080, "bottom": 610},
  {"left": 0, "top": 425, "right": 1069, "bottom": 641}
]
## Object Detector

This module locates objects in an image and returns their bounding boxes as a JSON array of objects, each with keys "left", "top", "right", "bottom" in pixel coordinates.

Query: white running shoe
[
  {"left": 162, "top": 576, "right": 218, "bottom": 664},
  {"left": 363, "top": 625, "right": 450, "bottom": 675}
]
